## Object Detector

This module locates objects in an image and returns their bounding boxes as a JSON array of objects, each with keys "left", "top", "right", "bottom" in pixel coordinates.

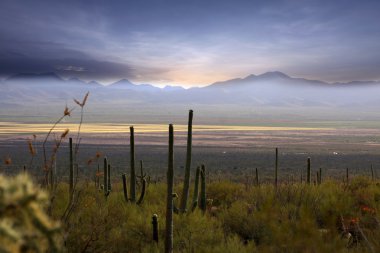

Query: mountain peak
[
  {"left": 257, "top": 71, "right": 290, "bottom": 79},
  {"left": 88, "top": 80, "right": 102, "bottom": 86},
  {"left": 110, "top": 79, "right": 134, "bottom": 87},
  {"left": 243, "top": 74, "right": 256, "bottom": 80}
]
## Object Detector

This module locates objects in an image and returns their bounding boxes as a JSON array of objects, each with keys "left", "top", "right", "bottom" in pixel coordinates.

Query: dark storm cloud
[
  {"left": 0, "top": 55, "right": 134, "bottom": 81},
  {"left": 1, "top": 0, "right": 380, "bottom": 85}
]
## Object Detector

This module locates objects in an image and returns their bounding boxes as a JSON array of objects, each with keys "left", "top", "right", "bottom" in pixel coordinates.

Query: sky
[{"left": 1, "top": 0, "right": 380, "bottom": 87}]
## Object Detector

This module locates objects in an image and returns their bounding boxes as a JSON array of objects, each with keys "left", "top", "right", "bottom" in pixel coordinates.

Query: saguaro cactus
[
  {"left": 107, "top": 164, "right": 111, "bottom": 191},
  {"left": 152, "top": 214, "right": 159, "bottom": 243},
  {"left": 180, "top": 109, "right": 193, "bottom": 213},
  {"left": 199, "top": 164, "right": 206, "bottom": 212},
  {"left": 69, "top": 138, "right": 74, "bottom": 199},
  {"left": 191, "top": 166, "right": 200, "bottom": 211},
  {"left": 346, "top": 167, "right": 349, "bottom": 184},
  {"left": 255, "top": 168, "right": 259, "bottom": 186},
  {"left": 275, "top": 148, "right": 278, "bottom": 188},
  {"left": 316, "top": 171, "right": 319, "bottom": 185},
  {"left": 130, "top": 126, "right": 136, "bottom": 202},
  {"left": 319, "top": 168, "right": 322, "bottom": 184},
  {"left": 307, "top": 157, "right": 311, "bottom": 185},
  {"left": 103, "top": 157, "right": 108, "bottom": 195},
  {"left": 165, "top": 124, "right": 174, "bottom": 253}
]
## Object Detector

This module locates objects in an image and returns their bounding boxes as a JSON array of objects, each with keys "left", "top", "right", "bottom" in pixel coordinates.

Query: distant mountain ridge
[
  {"left": 2, "top": 71, "right": 380, "bottom": 109},
  {"left": 4, "top": 71, "right": 380, "bottom": 89}
]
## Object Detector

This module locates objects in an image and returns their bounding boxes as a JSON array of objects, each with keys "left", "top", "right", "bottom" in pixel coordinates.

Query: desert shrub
[
  {"left": 44, "top": 177, "right": 380, "bottom": 252},
  {"left": 207, "top": 181, "right": 246, "bottom": 207}
]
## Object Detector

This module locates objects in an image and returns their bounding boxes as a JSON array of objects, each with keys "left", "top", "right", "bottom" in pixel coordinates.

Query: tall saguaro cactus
[
  {"left": 199, "top": 164, "right": 206, "bottom": 212},
  {"left": 69, "top": 138, "right": 74, "bottom": 199},
  {"left": 180, "top": 110, "right": 193, "bottom": 213},
  {"left": 275, "top": 148, "right": 278, "bottom": 188},
  {"left": 103, "top": 157, "right": 108, "bottom": 195},
  {"left": 165, "top": 124, "right": 174, "bottom": 253},
  {"left": 130, "top": 126, "right": 136, "bottom": 202},
  {"left": 307, "top": 157, "right": 311, "bottom": 185}
]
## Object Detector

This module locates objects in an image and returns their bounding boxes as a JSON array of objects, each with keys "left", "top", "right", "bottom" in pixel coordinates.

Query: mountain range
[{"left": 1, "top": 71, "right": 380, "bottom": 114}]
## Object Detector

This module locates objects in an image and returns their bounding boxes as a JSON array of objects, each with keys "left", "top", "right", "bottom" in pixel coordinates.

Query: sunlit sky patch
[{"left": 1, "top": 0, "right": 380, "bottom": 87}]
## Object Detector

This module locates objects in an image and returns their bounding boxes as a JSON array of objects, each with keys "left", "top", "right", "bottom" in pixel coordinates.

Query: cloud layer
[{"left": 1, "top": 0, "right": 380, "bottom": 86}]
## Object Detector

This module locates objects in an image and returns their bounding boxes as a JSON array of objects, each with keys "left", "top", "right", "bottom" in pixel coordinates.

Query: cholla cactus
[{"left": 0, "top": 174, "right": 62, "bottom": 252}]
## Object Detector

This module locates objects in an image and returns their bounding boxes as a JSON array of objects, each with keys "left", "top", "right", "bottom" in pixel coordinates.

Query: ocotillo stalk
[
  {"left": 346, "top": 168, "right": 349, "bottom": 184},
  {"left": 371, "top": 164, "right": 374, "bottom": 181},
  {"left": 152, "top": 214, "right": 159, "bottom": 243},
  {"left": 107, "top": 164, "right": 111, "bottom": 191},
  {"left": 165, "top": 124, "right": 174, "bottom": 253},
  {"left": 255, "top": 168, "right": 259, "bottom": 186},
  {"left": 275, "top": 148, "right": 278, "bottom": 188},
  {"left": 69, "top": 137, "right": 74, "bottom": 198},
  {"left": 103, "top": 157, "right": 108, "bottom": 194},
  {"left": 122, "top": 174, "right": 128, "bottom": 202},
  {"left": 130, "top": 126, "right": 136, "bottom": 202},
  {"left": 307, "top": 157, "right": 311, "bottom": 185},
  {"left": 191, "top": 166, "right": 200, "bottom": 210},
  {"left": 180, "top": 109, "right": 193, "bottom": 213},
  {"left": 199, "top": 164, "right": 206, "bottom": 212}
]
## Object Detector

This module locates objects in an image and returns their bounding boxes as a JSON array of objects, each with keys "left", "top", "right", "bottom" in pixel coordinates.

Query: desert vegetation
[{"left": 1, "top": 94, "right": 380, "bottom": 253}]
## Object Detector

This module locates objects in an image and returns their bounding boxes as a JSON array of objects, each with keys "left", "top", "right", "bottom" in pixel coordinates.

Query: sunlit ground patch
[{"left": 0, "top": 122, "right": 332, "bottom": 135}]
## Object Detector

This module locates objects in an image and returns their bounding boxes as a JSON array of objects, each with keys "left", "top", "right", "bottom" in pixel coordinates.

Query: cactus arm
[
  {"left": 122, "top": 174, "right": 129, "bottom": 202},
  {"left": 136, "top": 178, "right": 146, "bottom": 205}
]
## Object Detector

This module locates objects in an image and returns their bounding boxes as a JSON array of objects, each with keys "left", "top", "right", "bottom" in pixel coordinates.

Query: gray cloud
[{"left": 1, "top": 0, "right": 380, "bottom": 85}]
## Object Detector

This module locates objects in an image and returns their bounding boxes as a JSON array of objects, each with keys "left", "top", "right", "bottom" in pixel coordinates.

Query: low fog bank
[{"left": 1, "top": 72, "right": 380, "bottom": 126}]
